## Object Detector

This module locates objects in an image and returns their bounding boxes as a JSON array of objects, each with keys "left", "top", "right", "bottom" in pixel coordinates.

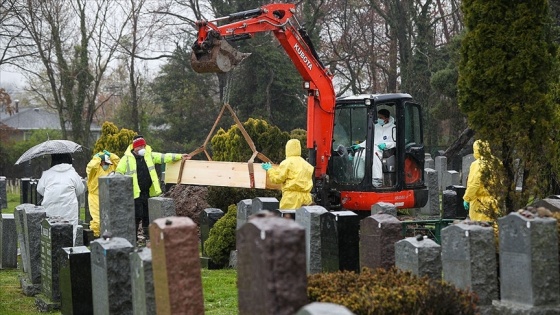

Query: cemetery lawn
[{"left": 2, "top": 192, "right": 238, "bottom": 314}]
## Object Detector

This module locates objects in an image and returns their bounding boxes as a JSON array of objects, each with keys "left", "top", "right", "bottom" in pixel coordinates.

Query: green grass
[{"left": 1, "top": 192, "right": 238, "bottom": 314}]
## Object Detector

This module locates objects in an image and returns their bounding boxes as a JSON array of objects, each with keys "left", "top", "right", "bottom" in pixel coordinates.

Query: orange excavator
[{"left": 191, "top": 3, "right": 428, "bottom": 212}]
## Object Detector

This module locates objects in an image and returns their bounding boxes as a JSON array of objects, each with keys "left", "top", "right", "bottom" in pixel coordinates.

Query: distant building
[{"left": 0, "top": 107, "right": 101, "bottom": 141}]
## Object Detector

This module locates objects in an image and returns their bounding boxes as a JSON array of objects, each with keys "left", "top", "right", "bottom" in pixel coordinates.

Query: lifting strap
[{"left": 177, "top": 103, "right": 272, "bottom": 188}]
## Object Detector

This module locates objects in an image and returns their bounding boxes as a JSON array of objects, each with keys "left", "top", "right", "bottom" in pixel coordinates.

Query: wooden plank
[{"left": 164, "top": 160, "right": 281, "bottom": 190}]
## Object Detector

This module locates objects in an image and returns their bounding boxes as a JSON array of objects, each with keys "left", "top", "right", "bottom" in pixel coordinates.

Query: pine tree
[{"left": 458, "top": 0, "right": 560, "bottom": 213}]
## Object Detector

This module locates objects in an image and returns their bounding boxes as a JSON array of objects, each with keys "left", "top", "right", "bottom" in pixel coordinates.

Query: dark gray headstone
[
  {"left": 441, "top": 223, "right": 498, "bottom": 305},
  {"left": 420, "top": 168, "right": 439, "bottom": 215},
  {"left": 360, "top": 214, "right": 402, "bottom": 270},
  {"left": 237, "top": 216, "right": 307, "bottom": 315},
  {"left": 442, "top": 190, "right": 457, "bottom": 219},
  {"left": 23, "top": 205, "right": 47, "bottom": 284},
  {"left": 91, "top": 237, "right": 134, "bottom": 315},
  {"left": 0, "top": 213, "right": 17, "bottom": 269},
  {"left": 320, "top": 211, "right": 360, "bottom": 272},
  {"left": 496, "top": 213, "right": 559, "bottom": 307},
  {"left": 59, "top": 246, "right": 93, "bottom": 315},
  {"left": 200, "top": 208, "right": 224, "bottom": 256},
  {"left": 0, "top": 176, "right": 7, "bottom": 209},
  {"left": 296, "top": 302, "right": 355, "bottom": 315},
  {"left": 74, "top": 225, "right": 84, "bottom": 247},
  {"left": 148, "top": 197, "right": 176, "bottom": 223},
  {"left": 236, "top": 199, "right": 253, "bottom": 230},
  {"left": 296, "top": 206, "right": 328, "bottom": 274},
  {"left": 371, "top": 202, "right": 397, "bottom": 217},
  {"left": 20, "top": 178, "right": 40, "bottom": 205},
  {"left": 40, "top": 217, "right": 73, "bottom": 302},
  {"left": 14, "top": 204, "right": 30, "bottom": 273},
  {"left": 131, "top": 248, "right": 155, "bottom": 315},
  {"left": 98, "top": 175, "right": 136, "bottom": 247},
  {"left": 395, "top": 236, "right": 442, "bottom": 280},
  {"left": 447, "top": 185, "right": 467, "bottom": 219},
  {"left": 252, "top": 197, "right": 279, "bottom": 212}
]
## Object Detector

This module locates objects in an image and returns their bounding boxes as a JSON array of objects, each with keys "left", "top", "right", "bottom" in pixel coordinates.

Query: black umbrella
[{"left": 15, "top": 139, "right": 83, "bottom": 165}]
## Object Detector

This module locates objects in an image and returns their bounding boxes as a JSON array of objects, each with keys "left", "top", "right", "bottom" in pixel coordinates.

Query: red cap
[{"left": 132, "top": 137, "right": 146, "bottom": 149}]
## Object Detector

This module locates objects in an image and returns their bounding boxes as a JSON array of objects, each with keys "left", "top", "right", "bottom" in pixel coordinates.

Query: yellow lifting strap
[{"left": 177, "top": 103, "right": 272, "bottom": 188}]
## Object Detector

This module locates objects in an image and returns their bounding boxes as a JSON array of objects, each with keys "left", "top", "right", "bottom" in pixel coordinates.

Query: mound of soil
[{"left": 163, "top": 184, "right": 210, "bottom": 226}]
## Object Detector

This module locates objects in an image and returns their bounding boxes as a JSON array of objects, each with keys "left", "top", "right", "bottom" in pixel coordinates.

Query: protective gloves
[
  {"left": 463, "top": 201, "right": 470, "bottom": 210},
  {"left": 95, "top": 152, "right": 102, "bottom": 158},
  {"left": 261, "top": 162, "right": 272, "bottom": 171},
  {"left": 103, "top": 150, "right": 111, "bottom": 156},
  {"left": 378, "top": 143, "right": 387, "bottom": 150},
  {"left": 351, "top": 144, "right": 361, "bottom": 150}
]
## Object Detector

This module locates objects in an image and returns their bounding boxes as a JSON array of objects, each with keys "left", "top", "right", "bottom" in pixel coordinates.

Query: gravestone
[
  {"left": 237, "top": 216, "right": 307, "bottom": 315},
  {"left": 74, "top": 225, "right": 83, "bottom": 246},
  {"left": 425, "top": 153, "right": 435, "bottom": 170},
  {"left": 90, "top": 236, "right": 134, "bottom": 315},
  {"left": 236, "top": 199, "right": 253, "bottom": 230},
  {"left": 420, "top": 168, "right": 439, "bottom": 216},
  {"left": 529, "top": 198, "right": 560, "bottom": 212},
  {"left": 151, "top": 216, "right": 204, "bottom": 315},
  {"left": 395, "top": 236, "right": 442, "bottom": 280},
  {"left": 447, "top": 185, "right": 467, "bottom": 218},
  {"left": 296, "top": 302, "right": 355, "bottom": 315},
  {"left": 435, "top": 156, "right": 447, "bottom": 191},
  {"left": 0, "top": 176, "right": 7, "bottom": 209},
  {"left": 20, "top": 178, "right": 40, "bottom": 205},
  {"left": 148, "top": 197, "right": 176, "bottom": 223},
  {"left": 200, "top": 208, "right": 224, "bottom": 269},
  {"left": 84, "top": 187, "right": 91, "bottom": 226},
  {"left": 59, "top": 246, "right": 93, "bottom": 315},
  {"left": 23, "top": 205, "right": 47, "bottom": 293},
  {"left": 360, "top": 214, "right": 402, "bottom": 270},
  {"left": 98, "top": 175, "right": 136, "bottom": 247},
  {"left": 493, "top": 212, "right": 560, "bottom": 314},
  {"left": 296, "top": 206, "right": 328, "bottom": 274},
  {"left": 441, "top": 223, "right": 498, "bottom": 307},
  {"left": 252, "top": 197, "right": 279, "bottom": 212},
  {"left": 442, "top": 170, "right": 460, "bottom": 191},
  {"left": 14, "top": 204, "right": 31, "bottom": 273},
  {"left": 272, "top": 209, "right": 296, "bottom": 220},
  {"left": 0, "top": 213, "right": 17, "bottom": 269},
  {"left": 461, "top": 154, "right": 475, "bottom": 186},
  {"left": 321, "top": 211, "right": 360, "bottom": 272},
  {"left": 131, "top": 248, "right": 155, "bottom": 315},
  {"left": 36, "top": 217, "right": 73, "bottom": 311},
  {"left": 371, "top": 202, "right": 397, "bottom": 217},
  {"left": 442, "top": 190, "right": 457, "bottom": 219}
]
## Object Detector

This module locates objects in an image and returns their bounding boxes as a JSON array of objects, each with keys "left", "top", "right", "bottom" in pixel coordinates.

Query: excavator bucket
[{"left": 191, "top": 39, "right": 251, "bottom": 73}]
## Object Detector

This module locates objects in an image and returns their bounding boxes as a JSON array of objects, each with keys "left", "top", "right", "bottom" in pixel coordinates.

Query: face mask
[
  {"left": 378, "top": 118, "right": 385, "bottom": 126},
  {"left": 102, "top": 165, "right": 110, "bottom": 171},
  {"left": 137, "top": 149, "right": 146, "bottom": 156}
]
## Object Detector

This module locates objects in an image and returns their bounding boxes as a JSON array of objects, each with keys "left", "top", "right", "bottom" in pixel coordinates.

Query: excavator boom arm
[{"left": 193, "top": 3, "right": 336, "bottom": 179}]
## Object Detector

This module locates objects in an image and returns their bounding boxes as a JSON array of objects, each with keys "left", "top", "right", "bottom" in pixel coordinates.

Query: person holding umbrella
[
  {"left": 37, "top": 153, "right": 85, "bottom": 245},
  {"left": 86, "top": 150, "right": 120, "bottom": 238}
]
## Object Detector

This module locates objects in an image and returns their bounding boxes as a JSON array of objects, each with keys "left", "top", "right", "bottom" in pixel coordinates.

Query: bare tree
[{"left": 9, "top": 0, "right": 125, "bottom": 148}]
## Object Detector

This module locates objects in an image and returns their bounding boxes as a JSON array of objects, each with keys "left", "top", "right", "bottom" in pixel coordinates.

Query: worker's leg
[
  {"left": 372, "top": 149, "right": 383, "bottom": 187},
  {"left": 88, "top": 194, "right": 100, "bottom": 237}
]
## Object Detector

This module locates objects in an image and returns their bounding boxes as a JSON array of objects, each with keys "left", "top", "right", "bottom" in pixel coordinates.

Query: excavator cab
[{"left": 328, "top": 94, "right": 427, "bottom": 210}]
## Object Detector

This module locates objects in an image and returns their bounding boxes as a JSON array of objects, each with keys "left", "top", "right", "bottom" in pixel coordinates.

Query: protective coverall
[
  {"left": 37, "top": 163, "right": 85, "bottom": 245},
  {"left": 86, "top": 152, "right": 120, "bottom": 237},
  {"left": 267, "top": 139, "right": 314, "bottom": 209},
  {"left": 463, "top": 140, "right": 497, "bottom": 221},
  {"left": 356, "top": 116, "right": 396, "bottom": 184}
]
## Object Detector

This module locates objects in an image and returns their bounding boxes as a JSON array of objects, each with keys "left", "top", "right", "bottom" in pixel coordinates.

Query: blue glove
[
  {"left": 261, "top": 162, "right": 272, "bottom": 171},
  {"left": 103, "top": 150, "right": 111, "bottom": 156},
  {"left": 463, "top": 201, "right": 470, "bottom": 210},
  {"left": 378, "top": 143, "right": 387, "bottom": 150},
  {"left": 351, "top": 144, "right": 361, "bottom": 150},
  {"left": 95, "top": 152, "right": 101, "bottom": 158}
]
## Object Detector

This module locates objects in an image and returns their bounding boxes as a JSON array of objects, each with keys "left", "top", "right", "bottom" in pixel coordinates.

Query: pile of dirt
[{"left": 163, "top": 184, "right": 211, "bottom": 226}]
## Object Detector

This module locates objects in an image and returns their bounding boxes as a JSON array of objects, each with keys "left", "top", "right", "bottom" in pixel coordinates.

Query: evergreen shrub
[
  {"left": 308, "top": 267, "right": 478, "bottom": 315},
  {"left": 204, "top": 204, "right": 237, "bottom": 267}
]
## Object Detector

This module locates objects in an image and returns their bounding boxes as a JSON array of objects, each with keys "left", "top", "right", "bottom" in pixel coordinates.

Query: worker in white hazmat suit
[
  {"left": 353, "top": 109, "right": 396, "bottom": 187},
  {"left": 37, "top": 153, "right": 85, "bottom": 245}
]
